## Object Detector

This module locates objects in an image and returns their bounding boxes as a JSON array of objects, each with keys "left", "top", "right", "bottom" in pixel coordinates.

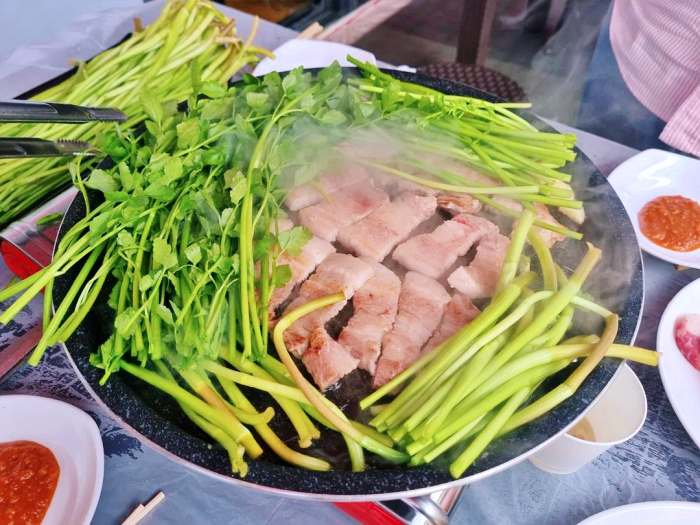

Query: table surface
[{"left": 1, "top": 3, "right": 699, "bottom": 524}]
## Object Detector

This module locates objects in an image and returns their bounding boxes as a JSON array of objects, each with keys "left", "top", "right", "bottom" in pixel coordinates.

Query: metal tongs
[{"left": 0, "top": 100, "right": 127, "bottom": 158}]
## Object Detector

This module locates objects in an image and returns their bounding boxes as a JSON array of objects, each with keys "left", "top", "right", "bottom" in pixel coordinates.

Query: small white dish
[
  {"left": 0, "top": 394, "right": 104, "bottom": 525},
  {"left": 608, "top": 149, "right": 700, "bottom": 269},
  {"left": 578, "top": 500, "right": 700, "bottom": 525},
  {"left": 529, "top": 363, "right": 647, "bottom": 474},
  {"left": 658, "top": 278, "right": 700, "bottom": 449}
]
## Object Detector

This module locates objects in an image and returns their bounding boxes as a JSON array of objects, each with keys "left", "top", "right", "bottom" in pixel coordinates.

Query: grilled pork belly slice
[
  {"left": 283, "top": 253, "right": 375, "bottom": 357},
  {"left": 338, "top": 261, "right": 401, "bottom": 374},
  {"left": 437, "top": 193, "right": 482, "bottom": 215},
  {"left": 489, "top": 198, "right": 565, "bottom": 248},
  {"left": 373, "top": 272, "right": 451, "bottom": 388},
  {"left": 298, "top": 183, "right": 389, "bottom": 242},
  {"left": 337, "top": 193, "right": 437, "bottom": 262},
  {"left": 302, "top": 327, "right": 360, "bottom": 391},
  {"left": 533, "top": 203, "right": 566, "bottom": 247},
  {"left": 284, "top": 164, "right": 369, "bottom": 211},
  {"left": 392, "top": 214, "right": 499, "bottom": 279},
  {"left": 423, "top": 294, "right": 480, "bottom": 354},
  {"left": 268, "top": 236, "right": 336, "bottom": 320},
  {"left": 447, "top": 233, "right": 510, "bottom": 299}
]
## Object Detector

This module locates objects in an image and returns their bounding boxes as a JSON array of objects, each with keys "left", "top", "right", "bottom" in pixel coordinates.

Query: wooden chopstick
[
  {"left": 121, "top": 491, "right": 166, "bottom": 525},
  {"left": 297, "top": 21, "right": 324, "bottom": 40}
]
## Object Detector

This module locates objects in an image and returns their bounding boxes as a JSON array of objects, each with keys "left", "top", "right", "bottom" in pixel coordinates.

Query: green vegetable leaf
[
  {"left": 200, "top": 80, "right": 227, "bottom": 99},
  {"left": 153, "top": 238, "right": 178, "bottom": 270},
  {"left": 116, "top": 230, "right": 136, "bottom": 249},
  {"left": 163, "top": 156, "right": 183, "bottom": 184},
  {"left": 115, "top": 307, "right": 137, "bottom": 338},
  {"left": 219, "top": 208, "right": 234, "bottom": 229},
  {"left": 100, "top": 131, "right": 129, "bottom": 161},
  {"left": 253, "top": 233, "right": 276, "bottom": 261},
  {"left": 272, "top": 264, "right": 292, "bottom": 288},
  {"left": 201, "top": 98, "right": 233, "bottom": 121},
  {"left": 176, "top": 119, "right": 201, "bottom": 149},
  {"left": 246, "top": 92, "right": 269, "bottom": 109},
  {"left": 185, "top": 244, "right": 202, "bottom": 265},
  {"left": 118, "top": 162, "right": 135, "bottom": 191},
  {"left": 85, "top": 169, "right": 119, "bottom": 193},
  {"left": 155, "top": 304, "right": 174, "bottom": 325},
  {"left": 229, "top": 177, "right": 246, "bottom": 205},
  {"left": 141, "top": 91, "right": 164, "bottom": 124},
  {"left": 104, "top": 191, "right": 129, "bottom": 202},
  {"left": 139, "top": 274, "right": 155, "bottom": 293},
  {"left": 89, "top": 210, "right": 113, "bottom": 237},
  {"left": 321, "top": 109, "right": 347, "bottom": 126},
  {"left": 145, "top": 182, "right": 177, "bottom": 202},
  {"left": 278, "top": 226, "right": 312, "bottom": 256}
]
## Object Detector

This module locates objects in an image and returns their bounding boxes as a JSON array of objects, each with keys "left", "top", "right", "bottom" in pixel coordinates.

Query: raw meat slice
[
  {"left": 423, "top": 295, "right": 480, "bottom": 353},
  {"left": 674, "top": 313, "right": 700, "bottom": 370},
  {"left": 283, "top": 254, "right": 375, "bottom": 357},
  {"left": 298, "top": 183, "right": 389, "bottom": 242},
  {"left": 447, "top": 233, "right": 510, "bottom": 299},
  {"left": 302, "top": 327, "right": 360, "bottom": 390},
  {"left": 284, "top": 164, "right": 369, "bottom": 211},
  {"left": 373, "top": 272, "right": 451, "bottom": 387},
  {"left": 268, "top": 236, "right": 336, "bottom": 319},
  {"left": 338, "top": 262, "right": 401, "bottom": 374},
  {"left": 392, "top": 214, "right": 499, "bottom": 279},
  {"left": 437, "top": 193, "right": 482, "bottom": 215},
  {"left": 337, "top": 193, "right": 437, "bottom": 262}
]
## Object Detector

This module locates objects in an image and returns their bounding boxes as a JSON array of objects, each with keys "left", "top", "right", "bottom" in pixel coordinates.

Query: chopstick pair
[
  {"left": 121, "top": 491, "right": 166, "bottom": 525},
  {"left": 0, "top": 100, "right": 126, "bottom": 159}
]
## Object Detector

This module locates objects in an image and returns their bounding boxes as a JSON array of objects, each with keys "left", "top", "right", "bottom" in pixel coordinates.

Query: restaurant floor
[{"left": 356, "top": 0, "right": 610, "bottom": 125}]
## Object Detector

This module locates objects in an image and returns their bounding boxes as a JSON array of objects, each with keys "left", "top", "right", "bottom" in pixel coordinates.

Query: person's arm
[{"left": 660, "top": 85, "right": 700, "bottom": 157}]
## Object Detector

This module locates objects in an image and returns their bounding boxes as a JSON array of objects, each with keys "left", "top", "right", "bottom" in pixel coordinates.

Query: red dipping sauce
[
  {"left": 638, "top": 195, "right": 700, "bottom": 252},
  {"left": 0, "top": 440, "right": 60, "bottom": 525}
]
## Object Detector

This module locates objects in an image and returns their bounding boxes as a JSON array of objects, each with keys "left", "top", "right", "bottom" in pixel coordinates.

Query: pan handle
[{"left": 405, "top": 496, "right": 449, "bottom": 525}]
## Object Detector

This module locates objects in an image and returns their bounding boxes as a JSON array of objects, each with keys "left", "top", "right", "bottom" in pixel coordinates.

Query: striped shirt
[{"left": 610, "top": 1, "right": 700, "bottom": 155}]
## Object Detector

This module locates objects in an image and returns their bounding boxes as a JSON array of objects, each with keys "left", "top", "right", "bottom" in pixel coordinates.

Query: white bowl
[
  {"left": 608, "top": 149, "right": 700, "bottom": 269},
  {"left": 0, "top": 394, "right": 104, "bottom": 525},
  {"left": 528, "top": 363, "right": 647, "bottom": 474}
]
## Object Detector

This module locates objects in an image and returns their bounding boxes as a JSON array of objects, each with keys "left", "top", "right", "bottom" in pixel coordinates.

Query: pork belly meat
[
  {"left": 283, "top": 253, "right": 374, "bottom": 357},
  {"left": 533, "top": 203, "right": 566, "bottom": 247},
  {"left": 338, "top": 261, "right": 401, "bottom": 374},
  {"left": 337, "top": 193, "right": 437, "bottom": 262},
  {"left": 373, "top": 272, "right": 451, "bottom": 388},
  {"left": 268, "top": 236, "right": 336, "bottom": 319},
  {"left": 447, "top": 232, "right": 510, "bottom": 299},
  {"left": 488, "top": 198, "right": 565, "bottom": 248},
  {"left": 302, "top": 327, "right": 359, "bottom": 391},
  {"left": 423, "top": 294, "right": 480, "bottom": 354},
  {"left": 392, "top": 214, "right": 499, "bottom": 279},
  {"left": 298, "top": 183, "right": 389, "bottom": 242},
  {"left": 437, "top": 193, "right": 482, "bottom": 215},
  {"left": 284, "top": 164, "right": 369, "bottom": 211}
]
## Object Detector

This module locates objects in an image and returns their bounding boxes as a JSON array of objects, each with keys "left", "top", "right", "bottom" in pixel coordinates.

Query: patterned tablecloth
[{"left": 0, "top": 1, "right": 698, "bottom": 521}]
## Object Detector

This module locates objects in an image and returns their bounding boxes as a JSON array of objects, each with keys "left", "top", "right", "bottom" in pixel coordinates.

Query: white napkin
[{"left": 253, "top": 39, "right": 377, "bottom": 76}]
